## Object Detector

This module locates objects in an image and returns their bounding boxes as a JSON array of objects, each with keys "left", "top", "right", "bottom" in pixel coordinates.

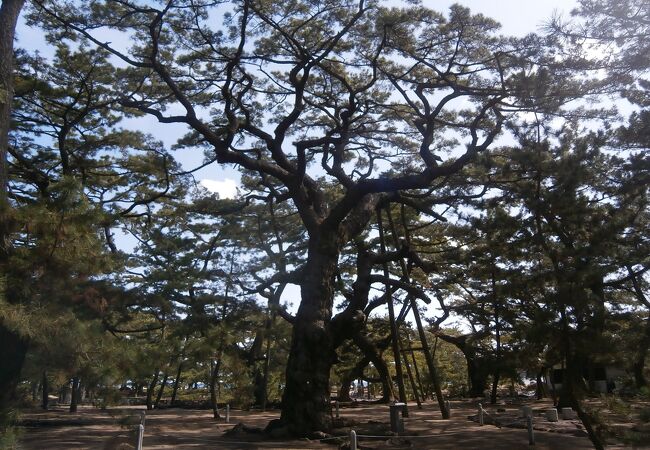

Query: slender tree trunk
[
  {"left": 170, "top": 361, "right": 183, "bottom": 405},
  {"left": 41, "top": 371, "right": 48, "bottom": 410},
  {"left": 154, "top": 373, "right": 168, "bottom": 409},
  {"left": 69, "top": 377, "right": 80, "bottom": 412},
  {"left": 536, "top": 370, "right": 546, "bottom": 399},
  {"left": 490, "top": 286, "right": 501, "bottom": 405},
  {"left": 628, "top": 266, "right": 650, "bottom": 388},
  {"left": 210, "top": 350, "right": 223, "bottom": 419},
  {"left": 261, "top": 331, "right": 272, "bottom": 410},
  {"left": 261, "top": 287, "right": 282, "bottom": 411},
  {"left": 146, "top": 370, "right": 159, "bottom": 411}
]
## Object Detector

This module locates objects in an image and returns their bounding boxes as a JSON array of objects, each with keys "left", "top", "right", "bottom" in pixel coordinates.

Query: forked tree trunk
[
  {"left": 338, "top": 357, "right": 369, "bottom": 402},
  {"left": 154, "top": 373, "right": 168, "bottom": 408},
  {"left": 352, "top": 333, "right": 394, "bottom": 403}
]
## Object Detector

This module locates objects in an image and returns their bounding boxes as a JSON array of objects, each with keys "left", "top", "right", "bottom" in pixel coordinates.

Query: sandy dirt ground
[{"left": 15, "top": 399, "right": 624, "bottom": 449}]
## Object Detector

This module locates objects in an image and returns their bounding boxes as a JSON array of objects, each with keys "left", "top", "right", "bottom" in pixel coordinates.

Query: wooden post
[
  {"left": 136, "top": 424, "right": 144, "bottom": 450},
  {"left": 527, "top": 415, "right": 535, "bottom": 445},
  {"left": 349, "top": 429, "right": 357, "bottom": 450},
  {"left": 478, "top": 403, "right": 484, "bottom": 426},
  {"left": 335, "top": 400, "right": 340, "bottom": 418},
  {"left": 225, "top": 404, "right": 230, "bottom": 423},
  {"left": 377, "top": 210, "right": 409, "bottom": 417},
  {"left": 387, "top": 207, "right": 449, "bottom": 419}
]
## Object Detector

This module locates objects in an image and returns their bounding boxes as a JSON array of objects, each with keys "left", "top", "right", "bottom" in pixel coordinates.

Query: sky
[
  {"left": 16, "top": 0, "right": 579, "bottom": 200},
  {"left": 15, "top": 0, "right": 580, "bottom": 318}
]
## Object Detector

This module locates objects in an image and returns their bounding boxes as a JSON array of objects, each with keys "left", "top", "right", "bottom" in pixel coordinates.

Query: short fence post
[
  {"left": 225, "top": 404, "right": 230, "bottom": 423},
  {"left": 349, "top": 429, "right": 357, "bottom": 450},
  {"left": 545, "top": 408, "right": 558, "bottom": 422},
  {"left": 140, "top": 410, "right": 146, "bottom": 427},
  {"left": 527, "top": 415, "right": 535, "bottom": 445},
  {"left": 478, "top": 403, "right": 484, "bottom": 426},
  {"left": 445, "top": 400, "right": 451, "bottom": 417},
  {"left": 335, "top": 400, "right": 340, "bottom": 418},
  {"left": 136, "top": 424, "right": 144, "bottom": 450},
  {"left": 389, "top": 402, "right": 406, "bottom": 433}
]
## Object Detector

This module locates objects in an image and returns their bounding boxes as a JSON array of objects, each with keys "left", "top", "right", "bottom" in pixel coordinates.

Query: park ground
[{"left": 14, "top": 398, "right": 650, "bottom": 449}]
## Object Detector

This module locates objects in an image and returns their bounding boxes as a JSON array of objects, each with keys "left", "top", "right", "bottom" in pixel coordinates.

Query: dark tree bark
[
  {"left": 352, "top": 333, "right": 394, "bottom": 403},
  {"left": 0, "top": 0, "right": 27, "bottom": 422},
  {"left": 41, "top": 371, "right": 48, "bottom": 410},
  {"left": 154, "top": 373, "right": 168, "bottom": 408},
  {"left": 0, "top": 324, "right": 28, "bottom": 417},
  {"left": 436, "top": 331, "right": 491, "bottom": 398},
  {"left": 628, "top": 266, "right": 650, "bottom": 388},
  {"left": 279, "top": 237, "right": 340, "bottom": 435},
  {"left": 338, "top": 357, "right": 370, "bottom": 402},
  {"left": 210, "top": 352, "right": 223, "bottom": 419},
  {"left": 145, "top": 370, "right": 160, "bottom": 411},
  {"left": 535, "top": 370, "right": 546, "bottom": 400},
  {"left": 69, "top": 377, "right": 80, "bottom": 413},
  {"left": 490, "top": 280, "right": 501, "bottom": 405},
  {"left": 170, "top": 361, "right": 183, "bottom": 405}
]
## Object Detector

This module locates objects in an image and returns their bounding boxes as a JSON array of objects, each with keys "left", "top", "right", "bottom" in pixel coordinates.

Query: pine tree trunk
[
  {"left": 210, "top": 351, "right": 223, "bottom": 419},
  {"left": 0, "top": 0, "right": 27, "bottom": 424},
  {"left": 154, "top": 373, "right": 168, "bottom": 408},
  {"left": 146, "top": 370, "right": 159, "bottom": 411},
  {"left": 490, "top": 294, "right": 501, "bottom": 405},
  {"left": 0, "top": 0, "right": 25, "bottom": 215},
  {"left": 279, "top": 239, "right": 339, "bottom": 435},
  {"left": 41, "top": 371, "right": 48, "bottom": 410},
  {"left": 536, "top": 370, "right": 546, "bottom": 399},
  {"left": 0, "top": 324, "right": 28, "bottom": 416},
  {"left": 170, "top": 361, "right": 183, "bottom": 405},
  {"left": 338, "top": 357, "right": 369, "bottom": 402},
  {"left": 352, "top": 333, "right": 394, "bottom": 403},
  {"left": 69, "top": 377, "right": 80, "bottom": 412}
]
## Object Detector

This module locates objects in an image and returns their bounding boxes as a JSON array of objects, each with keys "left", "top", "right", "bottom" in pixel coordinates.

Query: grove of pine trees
[{"left": 0, "top": 0, "right": 648, "bottom": 448}]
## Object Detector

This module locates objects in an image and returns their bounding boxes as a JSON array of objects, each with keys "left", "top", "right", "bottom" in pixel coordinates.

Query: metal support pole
[
  {"left": 136, "top": 424, "right": 144, "bottom": 450},
  {"left": 527, "top": 415, "right": 535, "bottom": 445},
  {"left": 225, "top": 404, "right": 230, "bottom": 423},
  {"left": 349, "top": 429, "right": 357, "bottom": 450}
]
